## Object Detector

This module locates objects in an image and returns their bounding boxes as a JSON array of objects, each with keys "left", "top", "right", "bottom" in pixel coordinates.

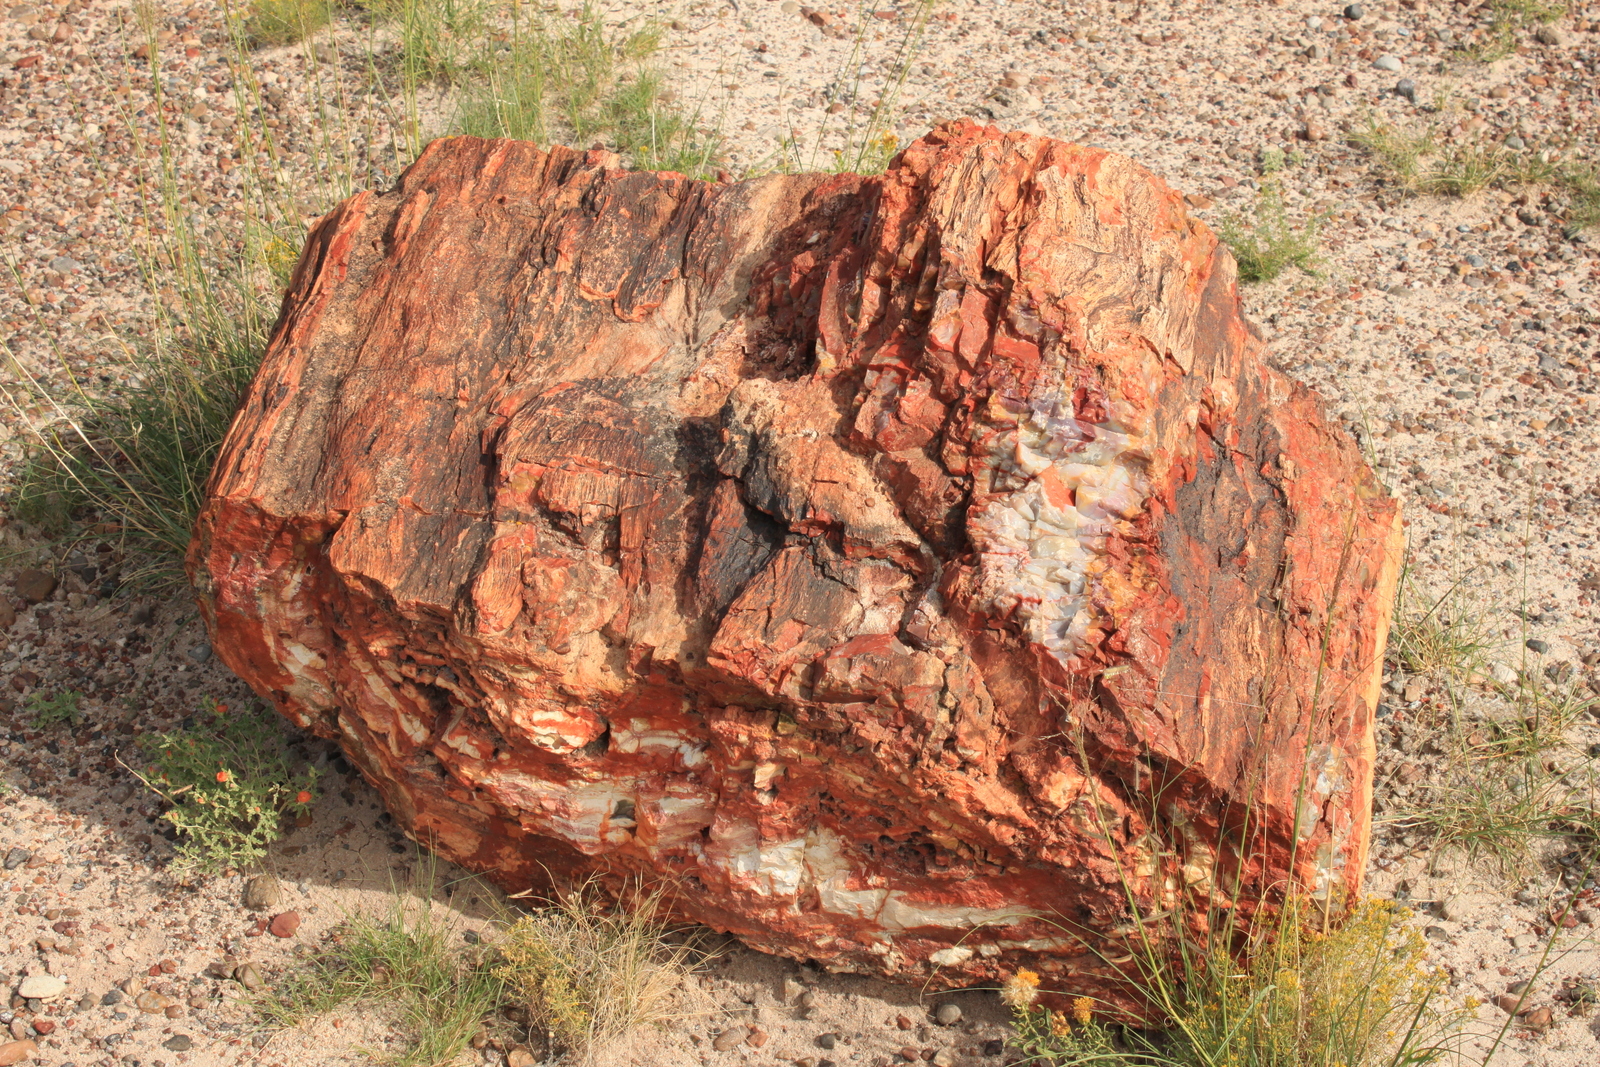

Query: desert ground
[{"left": 3, "top": 1, "right": 1600, "bottom": 1066}]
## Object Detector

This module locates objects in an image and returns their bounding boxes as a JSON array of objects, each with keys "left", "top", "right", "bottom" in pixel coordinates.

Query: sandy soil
[{"left": 3, "top": 1, "right": 1600, "bottom": 1065}]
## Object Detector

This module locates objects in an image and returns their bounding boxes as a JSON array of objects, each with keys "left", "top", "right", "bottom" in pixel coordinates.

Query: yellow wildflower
[
  {"left": 1072, "top": 996, "right": 1094, "bottom": 1026},
  {"left": 1049, "top": 1009, "right": 1072, "bottom": 1037}
]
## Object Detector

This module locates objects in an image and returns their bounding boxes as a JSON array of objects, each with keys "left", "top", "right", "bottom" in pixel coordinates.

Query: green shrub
[
  {"left": 133, "top": 697, "right": 318, "bottom": 873},
  {"left": 1218, "top": 152, "right": 1320, "bottom": 284}
]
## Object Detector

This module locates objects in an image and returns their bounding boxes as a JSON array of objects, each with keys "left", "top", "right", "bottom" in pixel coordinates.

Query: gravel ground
[{"left": 3, "top": 1, "right": 1600, "bottom": 1065}]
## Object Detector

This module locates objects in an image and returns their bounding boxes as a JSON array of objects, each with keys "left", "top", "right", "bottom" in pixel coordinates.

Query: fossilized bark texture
[{"left": 191, "top": 121, "right": 1401, "bottom": 1004}]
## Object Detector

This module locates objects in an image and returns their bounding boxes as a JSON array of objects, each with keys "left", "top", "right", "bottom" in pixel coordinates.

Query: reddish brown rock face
[{"left": 190, "top": 121, "right": 1400, "bottom": 1006}]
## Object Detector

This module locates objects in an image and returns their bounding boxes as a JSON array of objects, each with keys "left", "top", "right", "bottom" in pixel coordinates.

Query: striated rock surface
[{"left": 191, "top": 121, "right": 1401, "bottom": 1006}]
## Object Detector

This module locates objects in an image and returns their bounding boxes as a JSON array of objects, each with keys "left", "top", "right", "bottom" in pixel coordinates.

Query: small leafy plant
[
  {"left": 27, "top": 689, "right": 84, "bottom": 729},
  {"left": 133, "top": 697, "right": 317, "bottom": 873}
]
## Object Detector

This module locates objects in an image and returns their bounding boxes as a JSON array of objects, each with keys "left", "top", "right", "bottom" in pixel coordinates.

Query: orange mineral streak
[{"left": 191, "top": 121, "right": 1399, "bottom": 1017}]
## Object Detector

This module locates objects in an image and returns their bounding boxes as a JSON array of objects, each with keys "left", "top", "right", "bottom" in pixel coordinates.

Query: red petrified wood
[{"left": 190, "top": 121, "right": 1401, "bottom": 1006}]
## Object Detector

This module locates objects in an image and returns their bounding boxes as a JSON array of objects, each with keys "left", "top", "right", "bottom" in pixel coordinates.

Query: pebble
[
  {"left": 1344, "top": 3, "right": 1364, "bottom": 19},
  {"left": 162, "top": 1035, "right": 194, "bottom": 1052},
  {"left": 933, "top": 1003, "right": 962, "bottom": 1026},
  {"left": 2, "top": 850, "right": 28, "bottom": 871},
  {"left": 242, "top": 874, "right": 282, "bottom": 910},
  {"left": 99, "top": 990, "right": 121, "bottom": 1007},
  {"left": 1511, "top": 933, "right": 1537, "bottom": 949},
  {"left": 269, "top": 911, "right": 301, "bottom": 938},
  {"left": 0, "top": 1040, "right": 39, "bottom": 1067},
  {"left": 931, "top": 1051, "right": 957, "bottom": 1067},
  {"left": 12, "top": 570, "right": 56, "bottom": 605},
  {"left": 135, "top": 991, "right": 175, "bottom": 1014},
  {"left": 1533, "top": 26, "right": 1566, "bottom": 47},
  {"left": 1506, "top": 135, "right": 1526, "bottom": 151},
  {"left": 712, "top": 1027, "right": 748, "bottom": 1052},
  {"left": 505, "top": 1049, "right": 536, "bottom": 1067},
  {"left": 1373, "top": 55, "right": 1402, "bottom": 72},
  {"left": 47, "top": 255, "right": 80, "bottom": 274},
  {"left": 1526, "top": 638, "right": 1550, "bottom": 654},
  {"left": 186, "top": 641, "right": 213, "bottom": 664},
  {"left": 234, "top": 964, "right": 264, "bottom": 992},
  {"left": 1439, "top": 894, "right": 1469, "bottom": 921},
  {"left": 816, "top": 1032, "right": 839, "bottom": 1050},
  {"left": 14, "top": 976, "right": 64, "bottom": 1001},
  {"left": 1395, "top": 78, "right": 1416, "bottom": 103}
]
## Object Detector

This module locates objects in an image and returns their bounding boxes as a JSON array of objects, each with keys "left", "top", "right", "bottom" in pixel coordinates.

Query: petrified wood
[{"left": 190, "top": 120, "right": 1402, "bottom": 1003}]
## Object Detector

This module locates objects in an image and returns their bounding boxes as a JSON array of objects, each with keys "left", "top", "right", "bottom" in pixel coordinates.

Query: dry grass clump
[
  {"left": 1008, "top": 898, "right": 1467, "bottom": 1067},
  {"left": 1386, "top": 565, "right": 1496, "bottom": 681},
  {"left": 495, "top": 887, "right": 699, "bottom": 1065},
  {"left": 257, "top": 876, "right": 699, "bottom": 1065}
]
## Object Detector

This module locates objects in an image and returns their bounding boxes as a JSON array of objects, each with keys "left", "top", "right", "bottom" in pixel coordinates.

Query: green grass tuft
[
  {"left": 244, "top": 0, "right": 336, "bottom": 49},
  {"left": 1350, "top": 117, "right": 1555, "bottom": 199},
  {"left": 258, "top": 869, "right": 504, "bottom": 1066},
  {"left": 1468, "top": 0, "right": 1567, "bottom": 62},
  {"left": 451, "top": 5, "right": 720, "bottom": 177}
]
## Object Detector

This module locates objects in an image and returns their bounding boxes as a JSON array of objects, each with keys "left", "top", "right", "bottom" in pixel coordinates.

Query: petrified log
[{"left": 190, "top": 120, "right": 1401, "bottom": 1004}]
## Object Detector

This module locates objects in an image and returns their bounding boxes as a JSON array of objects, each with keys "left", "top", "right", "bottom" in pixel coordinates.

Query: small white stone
[
  {"left": 18, "top": 973, "right": 67, "bottom": 999},
  {"left": 928, "top": 946, "right": 975, "bottom": 966}
]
